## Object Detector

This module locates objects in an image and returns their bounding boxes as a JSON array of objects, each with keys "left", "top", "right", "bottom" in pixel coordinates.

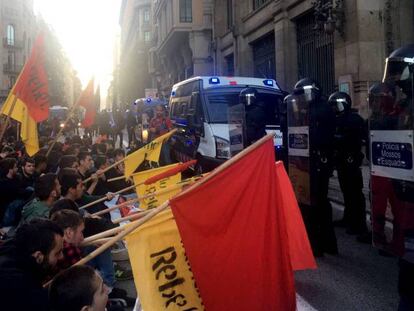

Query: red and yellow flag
[
  {"left": 170, "top": 139, "right": 296, "bottom": 311},
  {"left": 78, "top": 78, "right": 95, "bottom": 128},
  {"left": 1, "top": 34, "right": 49, "bottom": 155}
]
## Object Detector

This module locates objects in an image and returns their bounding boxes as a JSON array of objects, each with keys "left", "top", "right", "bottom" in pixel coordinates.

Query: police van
[{"left": 169, "top": 76, "right": 287, "bottom": 171}]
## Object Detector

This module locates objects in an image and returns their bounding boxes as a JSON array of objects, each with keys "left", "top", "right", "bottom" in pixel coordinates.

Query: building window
[
  {"left": 7, "top": 24, "right": 15, "bottom": 45},
  {"left": 179, "top": 0, "right": 192, "bottom": 23},
  {"left": 9, "top": 76, "right": 16, "bottom": 89},
  {"left": 253, "top": 0, "right": 270, "bottom": 10},
  {"left": 144, "top": 31, "right": 151, "bottom": 42},
  {"left": 227, "top": 0, "right": 233, "bottom": 30},
  {"left": 225, "top": 54, "right": 235, "bottom": 76},
  {"left": 8, "top": 51, "right": 15, "bottom": 66},
  {"left": 144, "top": 8, "right": 150, "bottom": 23}
]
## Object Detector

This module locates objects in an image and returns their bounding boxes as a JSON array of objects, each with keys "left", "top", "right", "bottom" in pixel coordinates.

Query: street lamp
[{"left": 313, "top": 0, "right": 345, "bottom": 37}]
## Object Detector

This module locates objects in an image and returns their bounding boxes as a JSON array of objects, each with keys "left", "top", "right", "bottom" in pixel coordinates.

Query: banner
[
  {"left": 124, "top": 130, "right": 176, "bottom": 178},
  {"left": 125, "top": 209, "right": 203, "bottom": 310},
  {"left": 275, "top": 161, "right": 316, "bottom": 271},
  {"left": 1, "top": 34, "right": 49, "bottom": 122},
  {"left": 133, "top": 164, "right": 182, "bottom": 210},
  {"left": 78, "top": 78, "right": 95, "bottom": 128},
  {"left": 170, "top": 139, "right": 296, "bottom": 311}
]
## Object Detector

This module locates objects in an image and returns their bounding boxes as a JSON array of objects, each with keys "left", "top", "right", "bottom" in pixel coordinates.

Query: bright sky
[{"left": 34, "top": 0, "right": 122, "bottom": 107}]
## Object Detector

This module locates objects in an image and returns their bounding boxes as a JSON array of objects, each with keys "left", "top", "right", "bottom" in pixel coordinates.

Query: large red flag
[
  {"left": 170, "top": 139, "right": 296, "bottom": 311},
  {"left": 12, "top": 34, "right": 49, "bottom": 122},
  {"left": 275, "top": 161, "right": 317, "bottom": 271},
  {"left": 78, "top": 78, "right": 95, "bottom": 128}
]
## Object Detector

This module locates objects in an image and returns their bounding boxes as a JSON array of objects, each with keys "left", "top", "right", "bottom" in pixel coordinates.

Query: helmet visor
[{"left": 383, "top": 57, "right": 413, "bottom": 83}]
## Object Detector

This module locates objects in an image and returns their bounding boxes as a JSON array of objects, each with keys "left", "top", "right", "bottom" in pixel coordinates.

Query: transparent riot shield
[
  {"left": 369, "top": 79, "right": 414, "bottom": 258},
  {"left": 286, "top": 94, "right": 312, "bottom": 206},
  {"left": 228, "top": 103, "right": 246, "bottom": 156}
]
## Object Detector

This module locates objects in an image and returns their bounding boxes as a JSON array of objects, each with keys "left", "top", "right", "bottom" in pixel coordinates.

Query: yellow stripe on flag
[
  {"left": 1, "top": 96, "right": 39, "bottom": 156},
  {"left": 133, "top": 164, "right": 182, "bottom": 210},
  {"left": 124, "top": 129, "right": 176, "bottom": 178},
  {"left": 125, "top": 209, "right": 204, "bottom": 310}
]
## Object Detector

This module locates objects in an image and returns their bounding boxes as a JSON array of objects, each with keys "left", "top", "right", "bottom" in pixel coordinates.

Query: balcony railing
[
  {"left": 3, "top": 38, "right": 24, "bottom": 49},
  {"left": 3, "top": 63, "right": 23, "bottom": 74}
]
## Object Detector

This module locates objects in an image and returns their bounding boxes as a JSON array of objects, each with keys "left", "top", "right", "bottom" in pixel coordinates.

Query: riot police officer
[
  {"left": 239, "top": 88, "right": 267, "bottom": 146},
  {"left": 369, "top": 44, "right": 414, "bottom": 310},
  {"left": 328, "top": 92, "right": 368, "bottom": 237},
  {"left": 287, "top": 78, "right": 337, "bottom": 256}
]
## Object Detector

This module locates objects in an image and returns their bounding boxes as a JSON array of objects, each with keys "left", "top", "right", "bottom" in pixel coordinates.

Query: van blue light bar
[
  {"left": 209, "top": 77, "right": 220, "bottom": 84},
  {"left": 263, "top": 79, "right": 274, "bottom": 87},
  {"left": 171, "top": 91, "right": 176, "bottom": 97}
]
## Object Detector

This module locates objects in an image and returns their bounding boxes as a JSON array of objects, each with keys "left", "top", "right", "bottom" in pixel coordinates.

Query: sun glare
[{"left": 34, "top": 0, "right": 121, "bottom": 105}]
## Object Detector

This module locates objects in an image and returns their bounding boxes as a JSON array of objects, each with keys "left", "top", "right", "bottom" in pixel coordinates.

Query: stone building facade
[
  {"left": 149, "top": 0, "right": 214, "bottom": 97},
  {"left": 213, "top": 0, "right": 414, "bottom": 116},
  {"left": 119, "top": 0, "right": 154, "bottom": 106},
  {"left": 0, "top": 0, "right": 36, "bottom": 103}
]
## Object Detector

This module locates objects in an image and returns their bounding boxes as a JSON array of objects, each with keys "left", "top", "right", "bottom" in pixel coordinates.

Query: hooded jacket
[{"left": 0, "top": 240, "right": 49, "bottom": 311}]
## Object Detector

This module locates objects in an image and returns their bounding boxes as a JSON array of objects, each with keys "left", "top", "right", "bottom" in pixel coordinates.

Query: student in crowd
[
  {"left": 0, "top": 157, "right": 33, "bottom": 227},
  {"left": 20, "top": 173, "right": 61, "bottom": 224},
  {"left": 49, "top": 265, "right": 110, "bottom": 311},
  {"left": 50, "top": 209, "right": 85, "bottom": 270},
  {"left": 0, "top": 219, "right": 64, "bottom": 311},
  {"left": 18, "top": 157, "right": 36, "bottom": 189},
  {"left": 34, "top": 153, "right": 48, "bottom": 177},
  {"left": 105, "top": 149, "right": 133, "bottom": 193}
]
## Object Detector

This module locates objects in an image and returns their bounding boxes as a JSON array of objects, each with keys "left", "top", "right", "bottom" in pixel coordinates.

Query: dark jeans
[
  {"left": 337, "top": 165, "right": 367, "bottom": 233},
  {"left": 2, "top": 199, "right": 26, "bottom": 227},
  {"left": 84, "top": 246, "right": 116, "bottom": 288}
]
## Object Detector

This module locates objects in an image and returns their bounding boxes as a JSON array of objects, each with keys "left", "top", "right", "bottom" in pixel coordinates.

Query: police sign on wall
[{"left": 371, "top": 130, "right": 414, "bottom": 181}]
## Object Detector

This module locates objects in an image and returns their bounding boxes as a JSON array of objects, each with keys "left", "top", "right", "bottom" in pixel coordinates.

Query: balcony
[
  {"left": 3, "top": 38, "right": 24, "bottom": 49},
  {"left": 3, "top": 63, "right": 23, "bottom": 74}
]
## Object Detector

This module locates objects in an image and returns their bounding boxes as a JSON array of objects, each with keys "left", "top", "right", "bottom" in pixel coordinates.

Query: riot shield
[
  {"left": 228, "top": 103, "right": 246, "bottom": 156},
  {"left": 286, "top": 94, "right": 312, "bottom": 206},
  {"left": 369, "top": 80, "right": 414, "bottom": 259}
]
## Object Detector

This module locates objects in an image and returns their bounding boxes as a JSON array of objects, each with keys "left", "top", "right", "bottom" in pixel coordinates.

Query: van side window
[{"left": 175, "top": 81, "right": 200, "bottom": 97}]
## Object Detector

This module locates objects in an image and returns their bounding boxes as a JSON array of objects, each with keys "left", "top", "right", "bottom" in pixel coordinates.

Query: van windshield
[{"left": 205, "top": 89, "right": 282, "bottom": 124}]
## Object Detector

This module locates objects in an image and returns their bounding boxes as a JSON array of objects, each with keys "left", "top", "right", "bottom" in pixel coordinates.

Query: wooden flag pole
[
  {"left": 82, "top": 224, "right": 125, "bottom": 244},
  {"left": 107, "top": 175, "right": 130, "bottom": 183},
  {"left": 0, "top": 94, "right": 19, "bottom": 143},
  {"left": 46, "top": 103, "right": 78, "bottom": 157},
  {"left": 82, "top": 157, "right": 126, "bottom": 184},
  {"left": 91, "top": 176, "right": 201, "bottom": 217},
  {"left": 81, "top": 237, "right": 112, "bottom": 247},
  {"left": 78, "top": 184, "right": 137, "bottom": 210},
  {"left": 112, "top": 209, "right": 152, "bottom": 224},
  {"left": 74, "top": 200, "right": 170, "bottom": 266}
]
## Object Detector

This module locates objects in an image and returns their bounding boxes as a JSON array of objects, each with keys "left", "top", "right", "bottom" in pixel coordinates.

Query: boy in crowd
[
  {"left": 20, "top": 173, "right": 61, "bottom": 224},
  {"left": 0, "top": 157, "right": 33, "bottom": 227},
  {"left": 0, "top": 219, "right": 64, "bottom": 311},
  {"left": 50, "top": 209, "right": 85, "bottom": 269},
  {"left": 49, "top": 265, "right": 110, "bottom": 311}
]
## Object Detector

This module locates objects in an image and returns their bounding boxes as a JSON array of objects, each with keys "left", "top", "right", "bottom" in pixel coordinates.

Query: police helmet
[
  {"left": 328, "top": 91, "right": 352, "bottom": 114},
  {"left": 293, "top": 78, "right": 322, "bottom": 101},
  {"left": 383, "top": 44, "right": 414, "bottom": 91},
  {"left": 239, "top": 88, "right": 258, "bottom": 106}
]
